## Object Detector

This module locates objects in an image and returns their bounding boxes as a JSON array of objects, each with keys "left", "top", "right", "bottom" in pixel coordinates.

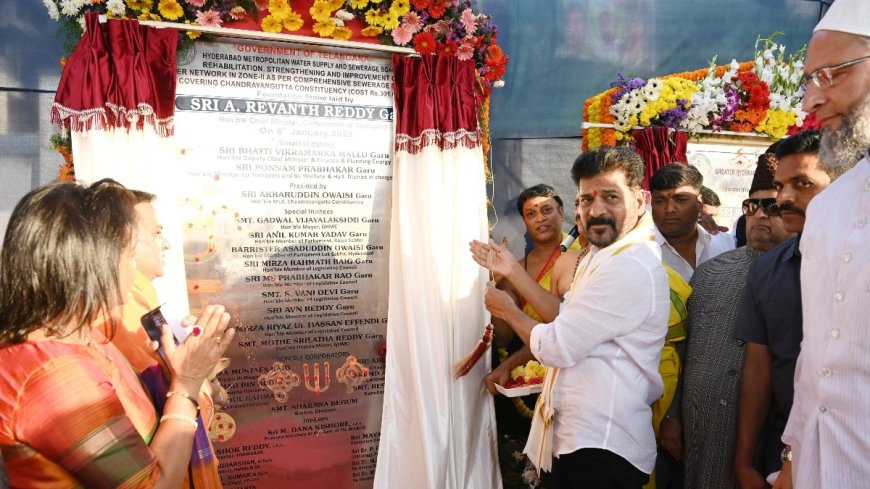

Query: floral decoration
[
  {"left": 582, "top": 34, "right": 818, "bottom": 151},
  {"left": 44, "top": 0, "right": 507, "bottom": 98},
  {"left": 51, "top": 133, "right": 76, "bottom": 181},
  {"left": 341, "top": 0, "right": 507, "bottom": 99},
  {"left": 506, "top": 359, "right": 546, "bottom": 388}
]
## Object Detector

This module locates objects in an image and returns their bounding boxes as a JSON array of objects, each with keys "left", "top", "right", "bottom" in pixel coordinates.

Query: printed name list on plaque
[{"left": 173, "top": 39, "right": 394, "bottom": 489}]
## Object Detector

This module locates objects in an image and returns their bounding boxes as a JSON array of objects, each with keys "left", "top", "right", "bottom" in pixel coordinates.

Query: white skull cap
[{"left": 814, "top": 0, "right": 870, "bottom": 37}]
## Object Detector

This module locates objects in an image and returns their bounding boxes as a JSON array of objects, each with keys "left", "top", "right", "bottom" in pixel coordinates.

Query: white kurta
[{"left": 784, "top": 155, "right": 870, "bottom": 488}]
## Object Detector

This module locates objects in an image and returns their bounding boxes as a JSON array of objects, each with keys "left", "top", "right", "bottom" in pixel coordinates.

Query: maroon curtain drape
[
  {"left": 631, "top": 127, "right": 689, "bottom": 190},
  {"left": 51, "top": 12, "right": 177, "bottom": 135},
  {"left": 392, "top": 54, "right": 480, "bottom": 154}
]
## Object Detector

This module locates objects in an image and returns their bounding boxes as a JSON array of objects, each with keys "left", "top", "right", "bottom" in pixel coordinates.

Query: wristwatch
[{"left": 781, "top": 446, "right": 792, "bottom": 463}]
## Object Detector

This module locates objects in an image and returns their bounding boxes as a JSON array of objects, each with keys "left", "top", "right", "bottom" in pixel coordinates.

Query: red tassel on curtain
[
  {"left": 631, "top": 127, "right": 689, "bottom": 190},
  {"left": 453, "top": 323, "right": 493, "bottom": 379}
]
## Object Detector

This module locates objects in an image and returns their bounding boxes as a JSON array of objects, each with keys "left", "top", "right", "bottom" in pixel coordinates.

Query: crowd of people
[{"left": 472, "top": 1, "right": 869, "bottom": 488}]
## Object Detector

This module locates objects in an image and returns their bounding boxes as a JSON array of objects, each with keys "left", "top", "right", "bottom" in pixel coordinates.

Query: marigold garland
[
  {"left": 480, "top": 96, "right": 492, "bottom": 182},
  {"left": 51, "top": 133, "right": 75, "bottom": 182}
]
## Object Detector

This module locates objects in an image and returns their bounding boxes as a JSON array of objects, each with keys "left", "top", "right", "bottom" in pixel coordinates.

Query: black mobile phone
[
  {"left": 140, "top": 305, "right": 176, "bottom": 368},
  {"left": 141, "top": 305, "right": 169, "bottom": 343}
]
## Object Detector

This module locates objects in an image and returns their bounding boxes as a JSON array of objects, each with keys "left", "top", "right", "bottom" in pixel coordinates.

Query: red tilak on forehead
[{"left": 590, "top": 190, "right": 599, "bottom": 198}]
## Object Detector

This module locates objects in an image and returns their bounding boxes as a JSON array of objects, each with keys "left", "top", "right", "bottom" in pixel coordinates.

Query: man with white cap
[{"left": 776, "top": 0, "right": 870, "bottom": 488}]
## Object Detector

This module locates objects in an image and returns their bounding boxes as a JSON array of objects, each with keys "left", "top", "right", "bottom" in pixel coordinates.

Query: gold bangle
[
  {"left": 160, "top": 413, "right": 198, "bottom": 430},
  {"left": 166, "top": 390, "right": 199, "bottom": 411}
]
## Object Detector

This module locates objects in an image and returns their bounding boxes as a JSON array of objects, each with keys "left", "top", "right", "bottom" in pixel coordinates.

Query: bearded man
[
  {"left": 482, "top": 146, "right": 669, "bottom": 489},
  {"left": 776, "top": 0, "right": 870, "bottom": 488}
]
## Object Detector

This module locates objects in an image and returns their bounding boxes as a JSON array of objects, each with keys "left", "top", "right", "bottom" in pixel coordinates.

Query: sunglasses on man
[{"left": 742, "top": 198, "right": 780, "bottom": 217}]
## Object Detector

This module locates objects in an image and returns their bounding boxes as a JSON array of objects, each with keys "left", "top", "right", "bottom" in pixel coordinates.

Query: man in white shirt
[
  {"left": 647, "top": 163, "right": 735, "bottom": 487},
  {"left": 483, "top": 145, "right": 669, "bottom": 488},
  {"left": 650, "top": 163, "right": 736, "bottom": 283},
  {"left": 777, "top": 0, "right": 870, "bottom": 488}
]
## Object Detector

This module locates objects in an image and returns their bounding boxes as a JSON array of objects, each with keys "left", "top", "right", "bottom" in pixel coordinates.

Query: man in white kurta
[
  {"left": 483, "top": 146, "right": 669, "bottom": 489},
  {"left": 778, "top": 1, "right": 870, "bottom": 488}
]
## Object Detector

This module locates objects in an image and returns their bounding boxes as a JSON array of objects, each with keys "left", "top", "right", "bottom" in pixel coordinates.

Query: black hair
[
  {"left": 774, "top": 129, "right": 821, "bottom": 160},
  {"left": 0, "top": 180, "right": 137, "bottom": 345},
  {"left": 516, "top": 184, "right": 563, "bottom": 214},
  {"left": 570, "top": 146, "right": 644, "bottom": 188},
  {"left": 699, "top": 186, "right": 721, "bottom": 206},
  {"left": 649, "top": 163, "right": 703, "bottom": 192}
]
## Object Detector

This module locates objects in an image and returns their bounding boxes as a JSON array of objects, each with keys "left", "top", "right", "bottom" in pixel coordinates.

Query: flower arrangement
[
  {"left": 505, "top": 359, "right": 546, "bottom": 388},
  {"left": 43, "top": 0, "right": 507, "bottom": 97},
  {"left": 43, "top": 0, "right": 249, "bottom": 33},
  {"left": 582, "top": 34, "right": 818, "bottom": 151},
  {"left": 341, "top": 0, "right": 507, "bottom": 98}
]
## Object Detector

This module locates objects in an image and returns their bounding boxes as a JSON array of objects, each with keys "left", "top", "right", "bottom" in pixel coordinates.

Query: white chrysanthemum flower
[
  {"left": 44, "top": 0, "right": 60, "bottom": 20},
  {"left": 332, "top": 17, "right": 345, "bottom": 27},
  {"left": 60, "top": 0, "right": 80, "bottom": 16},
  {"left": 107, "top": 0, "right": 126, "bottom": 16},
  {"left": 77, "top": 14, "right": 87, "bottom": 31}
]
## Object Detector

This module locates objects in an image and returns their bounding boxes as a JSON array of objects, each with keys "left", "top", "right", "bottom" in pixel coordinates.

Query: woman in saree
[{"left": 0, "top": 179, "right": 234, "bottom": 488}]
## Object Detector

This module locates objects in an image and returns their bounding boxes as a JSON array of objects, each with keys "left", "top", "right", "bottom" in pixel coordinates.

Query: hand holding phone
[{"left": 141, "top": 305, "right": 176, "bottom": 368}]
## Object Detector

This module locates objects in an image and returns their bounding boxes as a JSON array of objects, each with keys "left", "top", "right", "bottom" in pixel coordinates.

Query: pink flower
[
  {"left": 456, "top": 41, "right": 475, "bottom": 61},
  {"left": 391, "top": 25, "right": 413, "bottom": 46},
  {"left": 401, "top": 11, "right": 422, "bottom": 33},
  {"left": 255, "top": 0, "right": 269, "bottom": 10},
  {"left": 185, "top": 0, "right": 206, "bottom": 7},
  {"left": 195, "top": 8, "right": 222, "bottom": 26},
  {"left": 460, "top": 8, "right": 477, "bottom": 34}
]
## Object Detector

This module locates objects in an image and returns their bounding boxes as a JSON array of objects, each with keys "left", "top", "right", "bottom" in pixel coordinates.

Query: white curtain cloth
[{"left": 375, "top": 140, "right": 500, "bottom": 488}]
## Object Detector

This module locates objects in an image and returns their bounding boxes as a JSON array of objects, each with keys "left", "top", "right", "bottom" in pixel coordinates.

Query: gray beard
[{"left": 819, "top": 93, "right": 870, "bottom": 174}]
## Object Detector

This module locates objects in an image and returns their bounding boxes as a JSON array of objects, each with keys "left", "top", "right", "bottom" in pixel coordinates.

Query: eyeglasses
[
  {"left": 802, "top": 55, "right": 870, "bottom": 89},
  {"left": 742, "top": 198, "right": 780, "bottom": 217}
]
